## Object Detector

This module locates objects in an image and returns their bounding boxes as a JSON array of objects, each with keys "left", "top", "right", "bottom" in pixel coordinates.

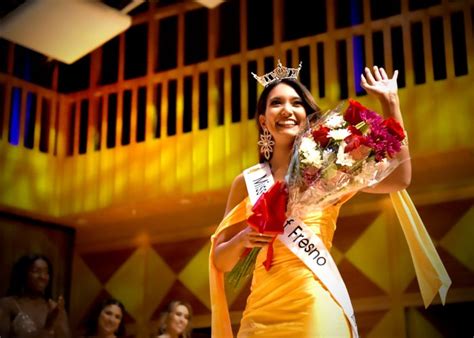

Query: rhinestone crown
[{"left": 251, "top": 60, "right": 302, "bottom": 87}]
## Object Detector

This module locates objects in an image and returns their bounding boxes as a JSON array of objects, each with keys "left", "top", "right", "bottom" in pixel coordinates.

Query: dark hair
[
  {"left": 158, "top": 300, "right": 193, "bottom": 338},
  {"left": 6, "top": 254, "right": 53, "bottom": 299},
  {"left": 255, "top": 78, "right": 321, "bottom": 162},
  {"left": 84, "top": 298, "right": 126, "bottom": 337}
]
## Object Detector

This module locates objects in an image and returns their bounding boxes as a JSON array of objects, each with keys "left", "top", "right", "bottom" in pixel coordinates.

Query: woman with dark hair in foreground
[{"left": 83, "top": 298, "right": 126, "bottom": 337}]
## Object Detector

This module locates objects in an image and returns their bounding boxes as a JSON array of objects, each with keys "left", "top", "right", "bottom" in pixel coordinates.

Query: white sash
[{"left": 243, "top": 163, "right": 359, "bottom": 338}]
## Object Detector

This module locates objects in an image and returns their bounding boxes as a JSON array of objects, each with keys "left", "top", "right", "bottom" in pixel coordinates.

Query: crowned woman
[{"left": 209, "top": 61, "right": 450, "bottom": 338}]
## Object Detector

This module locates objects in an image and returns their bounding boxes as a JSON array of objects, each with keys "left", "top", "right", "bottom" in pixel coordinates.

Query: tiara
[{"left": 251, "top": 60, "right": 302, "bottom": 87}]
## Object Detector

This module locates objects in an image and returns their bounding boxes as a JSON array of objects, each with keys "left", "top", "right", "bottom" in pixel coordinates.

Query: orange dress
[
  {"left": 209, "top": 190, "right": 451, "bottom": 337},
  {"left": 210, "top": 198, "right": 352, "bottom": 338}
]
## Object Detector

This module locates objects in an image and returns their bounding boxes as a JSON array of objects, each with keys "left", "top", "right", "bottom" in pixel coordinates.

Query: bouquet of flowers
[
  {"left": 287, "top": 98, "right": 407, "bottom": 217},
  {"left": 226, "top": 99, "right": 407, "bottom": 288}
]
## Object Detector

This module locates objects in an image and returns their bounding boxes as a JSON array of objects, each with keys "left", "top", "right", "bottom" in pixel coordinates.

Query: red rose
[
  {"left": 311, "top": 126, "right": 330, "bottom": 147},
  {"left": 344, "top": 125, "right": 369, "bottom": 154},
  {"left": 383, "top": 117, "right": 405, "bottom": 141},
  {"left": 344, "top": 134, "right": 368, "bottom": 153},
  {"left": 347, "top": 125, "right": 362, "bottom": 136},
  {"left": 344, "top": 99, "right": 369, "bottom": 125}
]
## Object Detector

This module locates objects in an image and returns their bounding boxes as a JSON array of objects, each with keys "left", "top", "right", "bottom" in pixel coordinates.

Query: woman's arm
[
  {"left": 360, "top": 66, "right": 412, "bottom": 194},
  {"left": 40, "top": 296, "right": 71, "bottom": 338},
  {"left": 53, "top": 297, "right": 71, "bottom": 338},
  {"left": 213, "top": 174, "right": 273, "bottom": 272},
  {"left": 53, "top": 308, "right": 71, "bottom": 338}
]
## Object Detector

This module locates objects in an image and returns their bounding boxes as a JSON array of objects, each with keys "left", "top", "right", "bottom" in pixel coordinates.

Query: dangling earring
[{"left": 258, "top": 128, "right": 275, "bottom": 160}]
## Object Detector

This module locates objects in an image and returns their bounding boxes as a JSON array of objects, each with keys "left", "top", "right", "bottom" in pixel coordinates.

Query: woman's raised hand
[
  {"left": 44, "top": 296, "right": 65, "bottom": 330},
  {"left": 360, "top": 66, "right": 399, "bottom": 99},
  {"left": 238, "top": 226, "right": 274, "bottom": 249}
]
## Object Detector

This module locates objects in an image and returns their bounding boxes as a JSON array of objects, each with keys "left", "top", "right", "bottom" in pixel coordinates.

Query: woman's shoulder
[
  {"left": 225, "top": 173, "right": 248, "bottom": 215},
  {"left": 230, "top": 172, "right": 246, "bottom": 191}
]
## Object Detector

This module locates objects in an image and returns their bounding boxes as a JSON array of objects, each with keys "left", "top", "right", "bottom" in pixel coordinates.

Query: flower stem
[{"left": 226, "top": 248, "right": 260, "bottom": 289}]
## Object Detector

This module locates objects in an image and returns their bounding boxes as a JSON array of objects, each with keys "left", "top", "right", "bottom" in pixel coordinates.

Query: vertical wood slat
[
  {"left": 146, "top": 7, "right": 157, "bottom": 141},
  {"left": 48, "top": 96, "right": 58, "bottom": 154},
  {"left": 325, "top": 0, "right": 338, "bottom": 102},
  {"left": 422, "top": 16, "right": 434, "bottom": 83},
  {"left": 207, "top": 9, "right": 218, "bottom": 189},
  {"left": 55, "top": 96, "right": 68, "bottom": 157},
  {"left": 223, "top": 63, "right": 232, "bottom": 182},
  {"left": 116, "top": 33, "right": 125, "bottom": 148},
  {"left": 73, "top": 100, "right": 80, "bottom": 156},
  {"left": 87, "top": 97, "right": 97, "bottom": 153},
  {"left": 273, "top": 0, "right": 283, "bottom": 57},
  {"left": 176, "top": 8, "right": 185, "bottom": 138},
  {"left": 191, "top": 72, "right": 199, "bottom": 132},
  {"left": 130, "top": 87, "right": 138, "bottom": 144},
  {"left": 18, "top": 88, "right": 26, "bottom": 147},
  {"left": 190, "top": 71, "right": 199, "bottom": 190},
  {"left": 443, "top": 8, "right": 455, "bottom": 79},
  {"left": 463, "top": 2, "right": 473, "bottom": 74},
  {"left": 145, "top": 84, "right": 155, "bottom": 142},
  {"left": 101, "top": 94, "right": 108, "bottom": 151},
  {"left": 383, "top": 26, "right": 394, "bottom": 75},
  {"left": 365, "top": 31, "right": 374, "bottom": 70},
  {"left": 363, "top": 0, "right": 371, "bottom": 28},
  {"left": 161, "top": 80, "right": 169, "bottom": 140},
  {"left": 346, "top": 37, "right": 356, "bottom": 98},
  {"left": 116, "top": 90, "right": 123, "bottom": 148},
  {"left": 88, "top": 46, "right": 101, "bottom": 154},
  {"left": 401, "top": 0, "right": 415, "bottom": 87},
  {"left": 177, "top": 9, "right": 185, "bottom": 69},
  {"left": 191, "top": 72, "right": 205, "bottom": 192},
  {"left": 0, "top": 84, "right": 10, "bottom": 141},
  {"left": 1, "top": 43, "right": 14, "bottom": 141},
  {"left": 33, "top": 92, "right": 42, "bottom": 150}
]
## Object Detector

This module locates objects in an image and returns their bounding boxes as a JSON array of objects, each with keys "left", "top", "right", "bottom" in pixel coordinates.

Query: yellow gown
[
  {"left": 210, "top": 197, "right": 352, "bottom": 338},
  {"left": 209, "top": 190, "right": 451, "bottom": 338}
]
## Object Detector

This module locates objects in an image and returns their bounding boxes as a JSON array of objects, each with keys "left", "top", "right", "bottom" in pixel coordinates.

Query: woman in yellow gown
[{"left": 210, "top": 65, "right": 412, "bottom": 338}]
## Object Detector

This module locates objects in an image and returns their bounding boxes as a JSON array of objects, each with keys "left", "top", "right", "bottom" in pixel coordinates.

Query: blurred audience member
[
  {"left": 156, "top": 300, "right": 192, "bottom": 338},
  {"left": 83, "top": 298, "right": 126, "bottom": 337},
  {"left": 0, "top": 254, "right": 71, "bottom": 337}
]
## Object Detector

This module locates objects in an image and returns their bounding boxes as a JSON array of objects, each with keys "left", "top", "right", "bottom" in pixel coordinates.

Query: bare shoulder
[
  {"left": 224, "top": 173, "right": 248, "bottom": 216},
  {"left": 230, "top": 173, "right": 247, "bottom": 195}
]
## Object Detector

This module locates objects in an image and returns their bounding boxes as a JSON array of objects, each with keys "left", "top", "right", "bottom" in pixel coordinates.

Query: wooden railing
[{"left": 0, "top": 0, "right": 473, "bottom": 217}]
